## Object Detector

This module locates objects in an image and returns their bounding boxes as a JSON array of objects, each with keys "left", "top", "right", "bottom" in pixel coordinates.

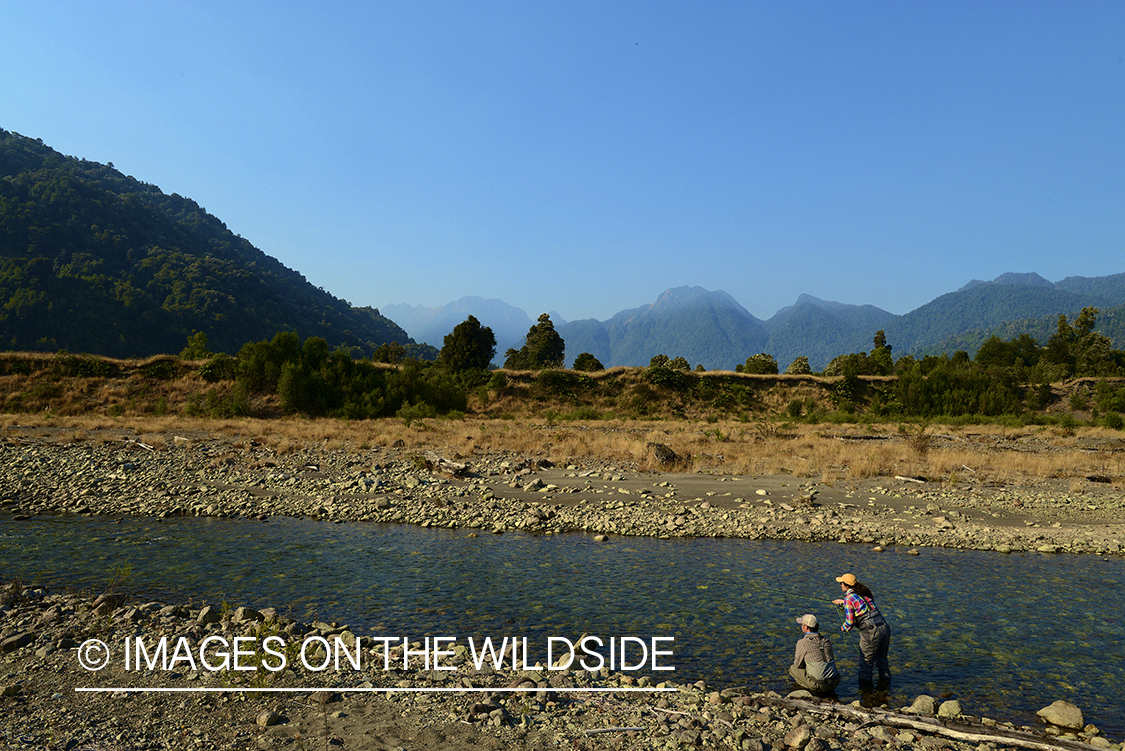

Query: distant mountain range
[
  {"left": 3, "top": 128, "right": 1122, "bottom": 370},
  {"left": 381, "top": 298, "right": 557, "bottom": 365},
  {"left": 386, "top": 273, "right": 1125, "bottom": 371}
]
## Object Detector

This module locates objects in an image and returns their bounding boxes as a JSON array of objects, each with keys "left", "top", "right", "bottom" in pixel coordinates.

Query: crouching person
[{"left": 789, "top": 614, "right": 840, "bottom": 694}]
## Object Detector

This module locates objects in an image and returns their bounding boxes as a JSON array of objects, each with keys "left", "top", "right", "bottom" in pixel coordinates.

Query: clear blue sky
[{"left": 3, "top": 1, "right": 1123, "bottom": 323}]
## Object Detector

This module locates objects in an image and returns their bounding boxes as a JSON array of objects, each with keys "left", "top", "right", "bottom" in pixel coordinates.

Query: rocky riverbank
[
  {"left": 1, "top": 582, "right": 1119, "bottom": 751},
  {"left": 2, "top": 427, "right": 1123, "bottom": 557}
]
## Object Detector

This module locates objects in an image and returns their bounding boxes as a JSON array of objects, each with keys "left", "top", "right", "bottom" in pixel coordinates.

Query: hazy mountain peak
[
  {"left": 646, "top": 286, "right": 757, "bottom": 321},
  {"left": 992, "top": 272, "right": 1054, "bottom": 288},
  {"left": 959, "top": 272, "right": 1054, "bottom": 292},
  {"left": 795, "top": 293, "right": 829, "bottom": 306}
]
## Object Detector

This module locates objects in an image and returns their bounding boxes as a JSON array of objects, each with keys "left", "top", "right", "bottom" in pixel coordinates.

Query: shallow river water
[{"left": 2, "top": 514, "right": 1123, "bottom": 735}]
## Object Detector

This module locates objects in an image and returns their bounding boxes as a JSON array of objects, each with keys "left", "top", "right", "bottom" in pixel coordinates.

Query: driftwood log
[{"left": 755, "top": 695, "right": 1105, "bottom": 751}]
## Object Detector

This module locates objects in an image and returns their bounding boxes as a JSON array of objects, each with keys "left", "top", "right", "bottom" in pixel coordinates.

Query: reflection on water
[{"left": 3, "top": 514, "right": 1123, "bottom": 734}]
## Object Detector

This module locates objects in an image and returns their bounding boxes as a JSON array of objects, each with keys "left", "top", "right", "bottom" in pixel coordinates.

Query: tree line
[{"left": 32, "top": 306, "right": 1125, "bottom": 426}]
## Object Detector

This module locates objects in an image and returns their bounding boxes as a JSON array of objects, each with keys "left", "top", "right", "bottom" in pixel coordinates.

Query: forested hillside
[
  {"left": 918, "top": 302, "right": 1125, "bottom": 360},
  {"left": 0, "top": 129, "right": 411, "bottom": 357}
]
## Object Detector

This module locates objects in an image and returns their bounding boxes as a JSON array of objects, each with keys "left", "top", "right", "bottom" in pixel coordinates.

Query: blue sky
[{"left": 3, "top": 1, "right": 1123, "bottom": 323}]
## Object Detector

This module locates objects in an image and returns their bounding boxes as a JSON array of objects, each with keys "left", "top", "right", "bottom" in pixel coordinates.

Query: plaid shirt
[{"left": 840, "top": 591, "right": 876, "bottom": 632}]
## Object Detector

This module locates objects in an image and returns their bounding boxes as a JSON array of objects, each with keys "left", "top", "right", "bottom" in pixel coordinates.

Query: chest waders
[{"left": 854, "top": 599, "right": 891, "bottom": 688}]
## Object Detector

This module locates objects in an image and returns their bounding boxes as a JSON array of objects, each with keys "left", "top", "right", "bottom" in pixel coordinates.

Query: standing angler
[{"left": 832, "top": 573, "right": 891, "bottom": 690}]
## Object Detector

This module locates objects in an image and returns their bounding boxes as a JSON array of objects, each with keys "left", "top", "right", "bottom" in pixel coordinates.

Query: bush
[
  {"left": 488, "top": 371, "right": 508, "bottom": 394},
  {"left": 559, "top": 406, "right": 602, "bottom": 420},
  {"left": 535, "top": 370, "right": 595, "bottom": 398},
  {"left": 184, "top": 385, "right": 251, "bottom": 418},
  {"left": 742, "top": 353, "right": 779, "bottom": 375},
  {"left": 198, "top": 353, "right": 238, "bottom": 382},
  {"left": 645, "top": 365, "right": 690, "bottom": 391},
  {"left": 397, "top": 400, "right": 438, "bottom": 425},
  {"left": 141, "top": 357, "right": 180, "bottom": 380},
  {"left": 1102, "top": 412, "right": 1124, "bottom": 430},
  {"left": 785, "top": 356, "right": 812, "bottom": 375},
  {"left": 51, "top": 353, "right": 114, "bottom": 378},
  {"left": 1095, "top": 379, "right": 1125, "bottom": 413},
  {"left": 572, "top": 353, "right": 604, "bottom": 372}
]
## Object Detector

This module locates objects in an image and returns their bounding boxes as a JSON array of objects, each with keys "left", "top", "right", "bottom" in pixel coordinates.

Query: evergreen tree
[
  {"left": 504, "top": 314, "right": 565, "bottom": 370},
  {"left": 438, "top": 315, "right": 496, "bottom": 372}
]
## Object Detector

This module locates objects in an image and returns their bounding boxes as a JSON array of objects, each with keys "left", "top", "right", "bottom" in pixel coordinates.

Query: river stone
[
  {"left": 256, "top": 710, "right": 285, "bottom": 727},
  {"left": 783, "top": 724, "right": 812, "bottom": 748},
  {"left": 938, "top": 699, "right": 962, "bottom": 718},
  {"left": 0, "top": 633, "right": 33, "bottom": 653},
  {"left": 197, "top": 604, "right": 222, "bottom": 624},
  {"left": 1036, "top": 700, "right": 1083, "bottom": 730},
  {"left": 647, "top": 442, "right": 680, "bottom": 467},
  {"left": 906, "top": 695, "right": 937, "bottom": 715},
  {"left": 232, "top": 606, "right": 264, "bottom": 623}
]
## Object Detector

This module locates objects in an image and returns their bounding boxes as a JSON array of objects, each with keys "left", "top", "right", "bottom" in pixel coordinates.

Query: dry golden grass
[{"left": 13, "top": 413, "right": 1120, "bottom": 489}]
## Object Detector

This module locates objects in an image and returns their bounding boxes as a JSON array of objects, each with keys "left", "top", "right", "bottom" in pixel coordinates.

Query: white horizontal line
[{"left": 76, "top": 686, "right": 677, "bottom": 694}]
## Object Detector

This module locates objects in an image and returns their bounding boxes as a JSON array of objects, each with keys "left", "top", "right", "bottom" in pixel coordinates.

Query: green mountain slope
[
  {"left": 560, "top": 287, "right": 769, "bottom": 370},
  {"left": 0, "top": 129, "right": 411, "bottom": 357},
  {"left": 764, "top": 294, "right": 899, "bottom": 370},
  {"left": 917, "top": 301, "right": 1125, "bottom": 359},
  {"left": 887, "top": 283, "right": 1116, "bottom": 356}
]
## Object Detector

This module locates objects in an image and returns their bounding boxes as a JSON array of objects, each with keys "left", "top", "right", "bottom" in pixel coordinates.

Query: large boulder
[
  {"left": 906, "top": 695, "right": 937, "bottom": 715},
  {"left": 937, "top": 699, "right": 962, "bottom": 718},
  {"left": 1037, "top": 700, "right": 1083, "bottom": 730}
]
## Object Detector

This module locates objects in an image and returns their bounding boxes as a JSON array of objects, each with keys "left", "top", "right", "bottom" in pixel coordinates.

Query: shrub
[
  {"left": 535, "top": 370, "right": 595, "bottom": 398},
  {"left": 645, "top": 365, "right": 690, "bottom": 391},
  {"left": 141, "top": 357, "right": 180, "bottom": 380},
  {"left": 559, "top": 406, "right": 602, "bottom": 420},
  {"left": 397, "top": 400, "right": 438, "bottom": 425},
  {"left": 785, "top": 356, "right": 812, "bottom": 375},
  {"left": 198, "top": 353, "right": 238, "bottom": 382},
  {"left": 51, "top": 353, "right": 114, "bottom": 378},
  {"left": 786, "top": 398, "right": 804, "bottom": 418},
  {"left": 184, "top": 385, "right": 251, "bottom": 418},
  {"left": 1095, "top": 379, "right": 1125, "bottom": 413},
  {"left": 488, "top": 371, "right": 508, "bottom": 394},
  {"left": 572, "top": 353, "right": 604, "bottom": 372},
  {"left": 742, "top": 353, "right": 779, "bottom": 375}
]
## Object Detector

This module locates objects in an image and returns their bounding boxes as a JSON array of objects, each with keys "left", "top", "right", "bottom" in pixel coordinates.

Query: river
[{"left": 2, "top": 513, "right": 1123, "bottom": 735}]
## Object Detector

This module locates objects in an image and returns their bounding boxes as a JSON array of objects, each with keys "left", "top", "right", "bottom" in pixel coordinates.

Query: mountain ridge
[
  {"left": 4, "top": 128, "right": 1123, "bottom": 370},
  {"left": 392, "top": 274, "right": 1125, "bottom": 371},
  {"left": 0, "top": 129, "right": 411, "bottom": 357}
]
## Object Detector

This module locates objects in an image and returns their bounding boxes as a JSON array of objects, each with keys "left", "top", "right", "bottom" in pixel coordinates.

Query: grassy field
[{"left": 6, "top": 411, "right": 1123, "bottom": 493}]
